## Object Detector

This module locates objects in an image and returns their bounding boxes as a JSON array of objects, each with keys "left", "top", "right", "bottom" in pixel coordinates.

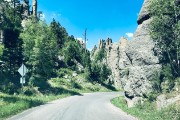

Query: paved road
[{"left": 8, "top": 92, "right": 137, "bottom": 120}]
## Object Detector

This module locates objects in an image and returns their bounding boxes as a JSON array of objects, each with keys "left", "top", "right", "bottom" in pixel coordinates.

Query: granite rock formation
[
  {"left": 121, "top": 0, "right": 161, "bottom": 106},
  {"left": 0, "top": 1, "right": 4, "bottom": 43},
  {"left": 32, "top": 0, "right": 37, "bottom": 17},
  {"left": 92, "top": 0, "right": 162, "bottom": 107}
]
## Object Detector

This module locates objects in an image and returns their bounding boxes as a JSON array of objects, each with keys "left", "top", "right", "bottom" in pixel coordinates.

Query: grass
[
  {"left": 0, "top": 92, "right": 71, "bottom": 120},
  {"left": 49, "top": 73, "right": 117, "bottom": 93},
  {"left": 111, "top": 96, "right": 180, "bottom": 120},
  {"left": 0, "top": 72, "right": 118, "bottom": 120}
]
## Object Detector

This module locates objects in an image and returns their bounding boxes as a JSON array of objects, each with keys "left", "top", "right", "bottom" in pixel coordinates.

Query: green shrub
[
  {"left": 0, "top": 44, "right": 4, "bottom": 57},
  {"left": 23, "top": 86, "right": 40, "bottom": 96},
  {"left": 71, "top": 80, "right": 82, "bottom": 89},
  {"left": 100, "top": 64, "right": 112, "bottom": 82},
  {"left": 151, "top": 64, "right": 176, "bottom": 95},
  {"left": 161, "top": 64, "right": 175, "bottom": 92},
  {"left": 95, "top": 48, "right": 106, "bottom": 62},
  {"left": 161, "top": 64, "right": 174, "bottom": 81},
  {"left": 147, "top": 92, "right": 159, "bottom": 102},
  {"left": 0, "top": 82, "right": 18, "bottom": 95},
  {"left": 29, "top": 74, "right": 50, "bottom": 91}
]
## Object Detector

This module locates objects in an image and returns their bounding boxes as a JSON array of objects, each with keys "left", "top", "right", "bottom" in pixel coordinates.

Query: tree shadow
[
  {"left": 100, "top": 82, "right": 117, "bottom": 91},
  {"left": 44, "top": 87, "right": 82, "bottom": 96},
  {"left": 0, "top": 95, "right": 44, "bottom": 107}
]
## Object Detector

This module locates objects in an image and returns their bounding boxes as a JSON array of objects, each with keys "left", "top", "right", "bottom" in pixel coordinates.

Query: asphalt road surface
[{"left": 8, "top": 92, "right": 137, "bottom": 120}]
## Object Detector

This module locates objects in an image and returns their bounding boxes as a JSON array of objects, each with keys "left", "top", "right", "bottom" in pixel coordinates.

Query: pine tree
[
  {"left": 63, "top": 37, "right": 82, "bottom": 68},
  {"left": 50, "top": 19, "right": 68, "bottom": 49},
  {"left": 1, "top": 1, "right": 23, "bottom": 87},
  {"left": 20, "top": 20, "right": 58, "bottom": 88}
]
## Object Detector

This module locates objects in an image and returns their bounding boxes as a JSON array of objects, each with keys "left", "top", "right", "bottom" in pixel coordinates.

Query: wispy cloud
[
  {"left": 126, "top": 33, "right": 134, "bottom": 38},
  {"left": 40, "top": 13, "right": 46, "bottom": 20},
  {"left": 77, "top": 38, "right": 83, "bottom": 41},
  {"left": 51, "top": 12, "right": 61, "bottom": 19}
]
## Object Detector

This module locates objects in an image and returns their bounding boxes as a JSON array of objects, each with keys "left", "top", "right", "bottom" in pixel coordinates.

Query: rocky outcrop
[
  {"left": 32, "top": 0, "right": 37, "bottom": 17},
  {"left": 0, "top": 1, "right": 4, "bottom": 43},
  {"left": 21, "top": 0, "right": 30, "bottom": 19},
  {"left": 122, "top": 0, "right": 161, "bottom": 106},
  {"left": 106, "top": 43, "right": 121, "bottom": 87},
  {"left": 98, "top": 39, "right": 106, "bottom": 49},
  {"left": 137, "top": 0, "right": 150, "bottom": 25},
  {"left": 157, "top": 94, "right": 180, "bottom": 110},
  {"left": 91, "top": 0, "right": 162, "bottom": 107},
  {"left": 106, "top": 37, "right": 112, "bottom": 47},
  {"left": 123, "top": 18, "right": 161, "bottom": 98}
]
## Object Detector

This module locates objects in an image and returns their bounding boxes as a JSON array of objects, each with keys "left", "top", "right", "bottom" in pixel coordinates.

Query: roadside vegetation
[
  {"left": 112, "top": 0, "right": 180, "bottom": 120},
  {"left": 0, "top": 92, "right": 71, "bottom": 119},
  {"left": 0, "top": 70, "right": 116, "bottom": 119},
  {"left": 149, "top": 0, "right": 180, "bottom": 94},
  {"left": 111, "top": 96, "right": 180, "bottom": 120}
]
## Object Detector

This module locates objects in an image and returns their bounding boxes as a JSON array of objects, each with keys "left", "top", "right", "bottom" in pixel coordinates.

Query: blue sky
[{"left": 30, "top": 0, "right": 144, "bottom": 50}]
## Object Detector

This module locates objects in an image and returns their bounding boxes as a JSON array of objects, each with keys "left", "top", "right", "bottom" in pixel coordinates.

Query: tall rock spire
[
  {"left": 32, "top": 0, "right": 37, "bottom": 17},
  {"left": 22, "top": 0, "right": 29, "bottom": 19},
  {"left": 121, "top": 0, "right": 161, "bottom": 107},
  {"left": 0, "top": 1, "right": 4, "bottom": 43}
]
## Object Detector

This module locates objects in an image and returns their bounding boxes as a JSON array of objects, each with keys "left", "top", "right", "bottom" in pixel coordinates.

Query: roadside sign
[
  {"left": 20, "top": 77, "right": 25, "bottom": 84},
  {"left": 18, "top": 64, "right": 28, "bottom": 77},
  {"left": 18, "top": 64, "right": 28, "bottom": 89}
]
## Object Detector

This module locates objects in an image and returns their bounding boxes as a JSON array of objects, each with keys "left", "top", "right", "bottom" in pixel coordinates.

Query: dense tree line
[
  {"left": 0, "top": 0, "right": 92, "bottom": 93},
  {"left": 149, "top": 0, "right": 180, "bottom": 92},
  {"left": 0, "top": 0, "right": 22, "bottom": 93},
  {"left": 86, "top": 47, "right": 112, "bottom": 84},
  {"left": 149, "top": 0, "right": 180, "bottom": 77}
]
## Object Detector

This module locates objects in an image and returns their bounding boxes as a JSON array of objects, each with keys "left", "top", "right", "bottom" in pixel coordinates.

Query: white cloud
[
  {"left": 76, "top": 38, "right": 88, "bottom": 44},
  {"left": 4, "top": 0, "right": 11, "bottom": 2},
  {"left": 77, "top": 38, "right": 83, "bottom": 41},
  {"left": 40, "top": 13, "right": 46, "bottom": 20},
  {"left": 126, "top": 33, "right": 134, "bottom": 38}
]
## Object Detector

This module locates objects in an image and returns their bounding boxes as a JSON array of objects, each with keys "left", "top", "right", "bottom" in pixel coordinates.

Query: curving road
[{"left": 8, "top": 92, "right": 137, "bottom": 120}]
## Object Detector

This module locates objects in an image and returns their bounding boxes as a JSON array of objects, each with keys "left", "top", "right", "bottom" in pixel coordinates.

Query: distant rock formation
[
  {"left": 21, "top": 0, "right": 30, "bottom": 19},
  {"left": 92, "top": 37, "right": 130, "bottom": 87},
  {"left": 0, "top": 0, "right": 38, "bottom": 42},
  {"left": 32, "top": 0, "right": 37, "bottom": 17},
  {"left": 106, "top": 37, "right": 112, "bottom": 47},
  {"left": 98, "top": 39, "right": 106, "bottom": 49},
  {"left": 106, "top": 42, "right": 120, "bottom": 87},
  {"left": 0, "top": 1, "right": 4, "bottom": 43}
]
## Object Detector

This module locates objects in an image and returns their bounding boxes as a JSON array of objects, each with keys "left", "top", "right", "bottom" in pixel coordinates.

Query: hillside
[{"left": 0, "top": 0, "right": 180, "bottom": 120}]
